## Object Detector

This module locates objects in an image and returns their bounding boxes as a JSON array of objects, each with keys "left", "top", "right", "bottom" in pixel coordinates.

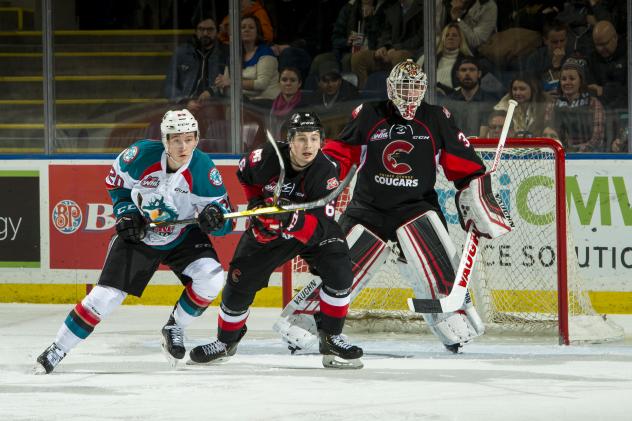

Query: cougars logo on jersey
[{"left": 382, "top": 140, "right": 414, "bottom": 175}]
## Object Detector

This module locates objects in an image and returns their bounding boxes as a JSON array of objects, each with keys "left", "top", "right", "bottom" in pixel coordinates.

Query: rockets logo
[
  {"left": 382, "top": 140, "right": 414, "bottom": 175},
  {"left": 121, "top": 146, "right": 138, "bottom": 163}
]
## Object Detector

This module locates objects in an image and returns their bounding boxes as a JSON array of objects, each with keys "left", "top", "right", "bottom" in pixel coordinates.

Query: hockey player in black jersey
[
  {"left": 277, "top": 59, "right": 512, "bottom": 353},
  {"left": 188, "top": 112, "right": 364, "bottom": 369}
]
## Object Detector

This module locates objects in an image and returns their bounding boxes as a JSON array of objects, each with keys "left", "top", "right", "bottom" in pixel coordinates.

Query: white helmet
[
  {"left": 160, "top": 109, "right": 199, "bottom": 150},
  {"left": 386, "top": 59, "right": 428, "bottom": 120}
]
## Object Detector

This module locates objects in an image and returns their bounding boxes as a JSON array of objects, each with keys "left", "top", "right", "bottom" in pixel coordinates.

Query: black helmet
[{"left": 286, "top": 112, "right": 324, "bottom": 142}]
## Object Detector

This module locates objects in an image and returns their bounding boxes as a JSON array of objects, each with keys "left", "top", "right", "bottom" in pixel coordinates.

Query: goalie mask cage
[{"left": 282, "top": 138, "right": 623, "bottom": 345}]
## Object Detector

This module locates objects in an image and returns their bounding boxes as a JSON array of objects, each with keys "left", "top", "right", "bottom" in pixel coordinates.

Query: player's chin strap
[{"left": 408, "top": 99, "right": 518, "bottom": 314}]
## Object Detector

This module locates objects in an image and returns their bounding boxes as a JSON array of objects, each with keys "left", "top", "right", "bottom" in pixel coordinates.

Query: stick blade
[{"left": 407, "top": 298, "right": 444, "bottom": 314}]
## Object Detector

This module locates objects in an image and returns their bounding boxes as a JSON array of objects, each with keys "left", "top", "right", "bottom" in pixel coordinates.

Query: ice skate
[
  {"left": 161, "top": 316, "right": 185, "bottom": 368},
  {"left": 318, "top": 330, "right": 363, "bottom": 369},
  {"left": 34, "top": 343, "right": 66, "bottom": 375},
  {"left": 187, "top": 326, "right": 247, "bottom": 365},
  {"left": 444, "top": 343, "right": 463, "bottom": 354}
]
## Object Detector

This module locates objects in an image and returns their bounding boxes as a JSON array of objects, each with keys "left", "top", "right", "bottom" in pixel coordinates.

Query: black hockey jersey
[
  {"left": 323, "top": 100, "right": 485, "bottom": 216},
  {"left": 237, "top": 141, "right": 341, "bottom": 245}
]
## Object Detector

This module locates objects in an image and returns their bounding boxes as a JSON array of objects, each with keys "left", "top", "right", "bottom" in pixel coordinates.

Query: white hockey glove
[{"left": 455, "top": 173, "right": 513, "bottom": 239}]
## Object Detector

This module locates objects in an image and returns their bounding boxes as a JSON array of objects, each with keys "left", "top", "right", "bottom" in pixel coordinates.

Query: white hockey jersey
[{"left": 105, "top": 139, "right": 232, "bottom": 249}]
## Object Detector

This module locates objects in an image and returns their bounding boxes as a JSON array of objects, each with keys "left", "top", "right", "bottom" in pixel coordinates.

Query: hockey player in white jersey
[{"left": 35, "top": 109, "right": 234, "bottom": 374}]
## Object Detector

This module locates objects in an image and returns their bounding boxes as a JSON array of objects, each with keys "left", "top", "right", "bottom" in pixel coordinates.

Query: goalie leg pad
[{"left": 396, "top": 211, "right": 484, "bottom": 346}]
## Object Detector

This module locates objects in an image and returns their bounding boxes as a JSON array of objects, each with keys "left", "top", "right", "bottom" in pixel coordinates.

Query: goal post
[{"left": 282, "top": 138, "right": 624, "bottom": 344}]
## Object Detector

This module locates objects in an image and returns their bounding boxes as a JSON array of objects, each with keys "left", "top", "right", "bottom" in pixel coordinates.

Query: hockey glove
[
  {"left": 247, "top": 197, "right": 280, "bottom": 243},
  {"left": 116, "top": 212, "right": 147, "bottom": 243},
  {"left": 455, "top": 173, "right": 513, "bottom": 239},
  {"left": 197, "top": 203, "right": 225, "bottom": 233}
]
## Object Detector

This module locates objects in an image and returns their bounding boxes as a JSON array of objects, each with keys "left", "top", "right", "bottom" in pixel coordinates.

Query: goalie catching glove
[
  {"left": 197, "top": 203, "right": 226, "bottom": 234},
  {"left": 456, "top": 173, "right": 513, "bottom": 239},
  {"left": 116, "top": 211, "right": 147, "bottom": 243}
]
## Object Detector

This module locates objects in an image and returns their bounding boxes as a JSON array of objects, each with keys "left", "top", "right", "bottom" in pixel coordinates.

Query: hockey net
[{"left": 283, "top": 138, "right": 623, "bottom": 344}]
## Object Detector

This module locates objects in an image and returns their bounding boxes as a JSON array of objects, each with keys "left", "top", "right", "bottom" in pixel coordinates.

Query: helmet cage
[
  {"left": 387, "top": 60, "right": 428, "bottom": 120},
  {"left": 160, "top": 109, "right": 200, "bottom": 150}
]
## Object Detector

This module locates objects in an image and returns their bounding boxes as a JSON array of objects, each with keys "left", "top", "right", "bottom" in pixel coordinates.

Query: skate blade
[
  {"left": 185, "top": 356, "right": 231, "bottom": 366},
  {"left": 322, "top": 354, "right": 363, "bottom": 370},
  {"left": 33, "top": 362, "right": 49, "bottom": 375},
  {"left": 160, "top": 340, "right": 182, "bottom": 369}
]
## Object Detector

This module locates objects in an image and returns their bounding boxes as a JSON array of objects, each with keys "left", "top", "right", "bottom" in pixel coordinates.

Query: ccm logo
[{"left": 458, "top": 235, "right": 479, "bottom": 287}]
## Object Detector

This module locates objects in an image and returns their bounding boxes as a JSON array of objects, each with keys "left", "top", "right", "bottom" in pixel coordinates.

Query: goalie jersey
[
  {"left": 323, "top": 100, "right": 486, "bottom": 219},
  {"left": 105, "top": 139, "right": 232, "bottom": 248},
  {"left": 237, "top": 141, "right": 341, "bottom": 245}
]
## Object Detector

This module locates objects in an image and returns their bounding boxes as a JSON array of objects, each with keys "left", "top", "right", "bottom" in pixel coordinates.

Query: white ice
[{"left": 2, "top": 303, "right": 631, "bottom": 421}]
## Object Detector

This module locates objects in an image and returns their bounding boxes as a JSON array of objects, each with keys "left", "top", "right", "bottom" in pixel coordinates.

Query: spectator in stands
[
  {"left": 350, "top": 0, "right": 424, "bottom": 89},
  {"left": 449, "top": 0, "right": 497, "bottom": 53},
  {"left": 218, "top": 0, "right": 273, "bottom": 44},
  {"left": 493, "top": 74, "right": 552, "bottom": 138},
  {"left": 217, "top": 0, "right": 311, "bottom": 79},
  {"left": 587, "top": 20, "right": 627, "bottom": 111},
  {"left": 310, "top": 0, "right": 391, "bottom": 82},
  {"left": 525, "top": 20, "right": 570, "bottom": 96},
  {"left": 308, "top": 62, "right": 360, "bottom": 111},
  {"left": 544, "top": 57, "right": 605, "bottom": 152},
  {"left": 164, "top": 15, "right": 228, "bottom": 109},
  {"left": 417, "top": 22, "right": 473, "bottom": 95},
  {"left": 481, "top": 109, "right": 515, "bottom": 138},
  {"left": 445, "top": 56, "right": 498, "bottom": 136},
  {"left": 555, "top": 0, "right": 613, "bottom": 58},
  {"left": 214, "top": 15, "right": 280, "bottom": 101},
  {"left": 269, "top": 67, "right": 310, "bottom": 138}
]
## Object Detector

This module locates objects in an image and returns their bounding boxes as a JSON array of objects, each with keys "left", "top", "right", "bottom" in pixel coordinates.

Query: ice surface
[{"left": 2, "top": 304, "right": 631, "bottom": 421}]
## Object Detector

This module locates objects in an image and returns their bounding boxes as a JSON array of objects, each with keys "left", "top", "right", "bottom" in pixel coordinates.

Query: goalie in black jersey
[
  {"left": 188, "top": 112, "right": 364, "bottom": 369},
  {"left": 277, "top": 59, "right": 512, "bottom": 353}
]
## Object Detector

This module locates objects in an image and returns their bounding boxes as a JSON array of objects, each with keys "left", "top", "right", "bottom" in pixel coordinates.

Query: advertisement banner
[
  {"left": 49, "top": 164, "right": 244, "bottom": 270},
  {"left": 0, "top": 171, "right": 40, "bottom": 267}
]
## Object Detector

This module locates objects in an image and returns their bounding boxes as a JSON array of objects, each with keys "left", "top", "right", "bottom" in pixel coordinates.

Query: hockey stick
[
  {"left": 149, "top": 165, "right": 357, "bottom": 228},
  {"left": 266, "top": 129, "right": 285, "bottom": 207},
  {"left": 407, "top": 99, "right": 518, "bottom": 314}
]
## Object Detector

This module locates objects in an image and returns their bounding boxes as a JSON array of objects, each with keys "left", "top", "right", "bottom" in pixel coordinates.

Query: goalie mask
[
  {"left": 286, "top": 112, "right": 324, "bottom": 144},
  {"left": 160, "top": 109, "right": 200, "bottom": 151},
  {"left": 387, "top": 59, "right": 428, "bottom": 120}
]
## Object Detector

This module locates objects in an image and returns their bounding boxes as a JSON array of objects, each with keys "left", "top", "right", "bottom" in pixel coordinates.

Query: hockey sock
[
  {"left": 173, "top": 282, "right": 213, "bottom": 327},
  {"left": 318, "top": 287, "right": 350, "bottom": 335},
  {"left": 217, "top": 304, "right": 249, "bottom": 344},
  {"left": 55, "top": 302, "right": 102, "bottom": 353}
]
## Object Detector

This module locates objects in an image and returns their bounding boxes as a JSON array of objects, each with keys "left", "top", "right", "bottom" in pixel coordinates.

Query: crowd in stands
[{"left": 159, "top": 0, "right": 628, "bottom": 153}]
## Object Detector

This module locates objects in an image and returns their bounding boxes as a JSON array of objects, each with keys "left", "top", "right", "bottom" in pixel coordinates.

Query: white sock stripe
[
  {"left": 219, "top": 307, "right": 249, "bottom": 323},
  {"left": 319, "top": 289, "right": 351, "bottom": 307}
]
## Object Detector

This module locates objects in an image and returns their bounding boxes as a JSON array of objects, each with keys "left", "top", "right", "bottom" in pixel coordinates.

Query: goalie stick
[
  {"left": 149, "top": 165, "right": 357, "bottom": 228},
  {"left": 407, "top": 99, "right": 518, "bottom": 314}
]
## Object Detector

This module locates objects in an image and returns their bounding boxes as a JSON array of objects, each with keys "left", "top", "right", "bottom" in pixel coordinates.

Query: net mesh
[{"left": 288, "top": 140, "right": 623, "bottom": 342}]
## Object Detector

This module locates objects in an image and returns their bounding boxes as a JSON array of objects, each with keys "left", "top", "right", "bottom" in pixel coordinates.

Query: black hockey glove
[
  {"left": 197, "top": 203, "right": 226, "bottom": 233},
  {"left": 116, "top": 212, "right": 147, "bottom": 243}
]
